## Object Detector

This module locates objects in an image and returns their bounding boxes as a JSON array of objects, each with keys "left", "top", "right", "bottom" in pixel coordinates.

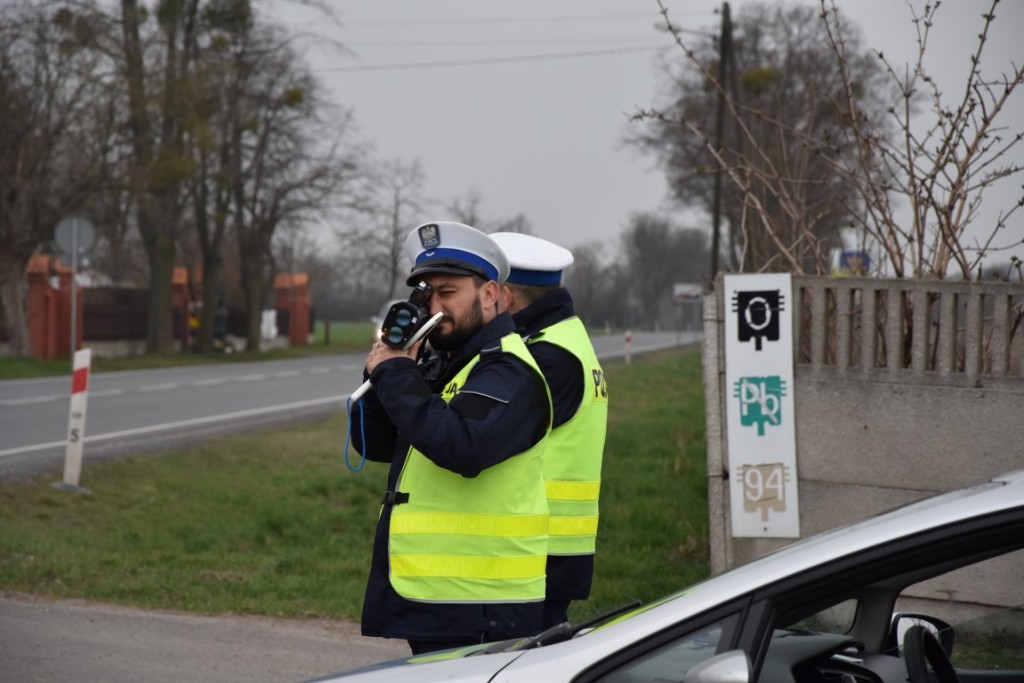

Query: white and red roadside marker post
[
  {"left": 53, "top": 348, "right": 92, "bottom": 494},
  {"left": 625, "top": 329, "right": 633, "bottom": 365}
]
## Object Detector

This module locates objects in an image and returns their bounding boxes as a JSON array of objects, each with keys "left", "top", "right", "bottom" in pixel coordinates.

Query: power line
[
  {"left": 345, "top": 38, "right": 670, "bottom": 47},
  {"left": 318, "top": 45, "right": 670, "bottom": 73},
  {"left": 343, "top": 12, "right": 714, "bottom": 27}
]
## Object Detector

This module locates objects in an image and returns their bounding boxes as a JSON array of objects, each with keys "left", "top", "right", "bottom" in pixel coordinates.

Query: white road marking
[
  {"left": 1, "top": 394, "right": 63, "bottom": 406},
  {"left": 90, "top": 389, "right": 125, "bottom": 398},
  {"left": 274, "top": 371, "right": 301, "bottom": 378},
  {"left": 140, "top": 383, "right": 179, "bottom": 392},
  {"left": 235, "top": 374, "right": 266, "bottom": 382},
  {"left": 309, "top": 367, "right": 332, "bottom": 375},
  {"left": 192, "top": 378, "right": 226, "bottom": 386},
  {"left": 0, "top": 394, "right": 348, "bottom": 459}
]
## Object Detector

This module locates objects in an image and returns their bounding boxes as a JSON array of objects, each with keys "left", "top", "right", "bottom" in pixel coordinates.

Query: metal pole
[
  {"left": 710, "top": 2, "right": 732, "bottom": 280},
  {"left": 70, "top": 217, "right": 78, "bottom": 363}
]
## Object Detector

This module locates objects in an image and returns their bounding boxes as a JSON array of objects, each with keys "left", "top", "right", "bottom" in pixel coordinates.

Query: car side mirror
[
  {"left": 682, "top": 650, "right": 750, "bottom": 683},
  {"left": 889, "top": 613, "right": 955, "bottom": 657}
]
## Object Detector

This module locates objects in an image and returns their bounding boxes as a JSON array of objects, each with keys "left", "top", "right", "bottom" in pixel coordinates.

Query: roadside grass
[
  {"left": 0, "top": 321, "right": 375, "bottom": 380},
  {"left": 0, "top": 348, "right": 708, "bottom": 624}
]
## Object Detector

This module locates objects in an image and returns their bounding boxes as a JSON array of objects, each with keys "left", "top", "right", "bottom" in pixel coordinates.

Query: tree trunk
[
  {"left": 198, "top": 256, "right": 222, "bottom": 352},
  {"left": 142, "top": 215, "right": 177, "bottom": 353},
  {"left": 121, "top": 0, "right": 186, "bottom": 354},
  {"left": 240, "top": 259, "right": 263, "bottom": 352},
  {"left": 0, "top": 254, "right": 31, "bottom": 357}
]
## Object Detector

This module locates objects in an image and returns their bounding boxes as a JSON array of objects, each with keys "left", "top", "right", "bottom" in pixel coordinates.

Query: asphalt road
[
  {"left": 0, "top": 329, "right": 697, "bottom": 480},
  {"left": 0, "top": 592, "right": 409, "bottom": 683},
  {"left": 0, "top": 354, "right": 367, "bottom": 480}
]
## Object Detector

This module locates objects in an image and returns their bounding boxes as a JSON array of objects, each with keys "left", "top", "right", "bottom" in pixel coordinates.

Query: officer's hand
[{"left": 366, "top": 339, "right": 420, "bottom": 374}]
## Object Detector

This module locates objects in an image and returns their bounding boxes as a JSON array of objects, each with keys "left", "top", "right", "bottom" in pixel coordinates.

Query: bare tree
[
  {"left": 633, "top": 2, "right": 896, "bottom": 277},
  {"left": 491, "top": 213, "right": 534, "bottom": 235},
  {"left": 227, "top": 26, "right": 359, "bottom": 350},
  {"left": 0, "top": 2, "right": 111, "bottom": 356},
  {"left": 338, "top": 158, "right": 429, "bottom": 300},
  {"left": 818, "top": 0, "right": 1024, "bottom": 279},
  {"left": 118, "top": 0, "right": 200, "bottom": 352},
  {"left": 446, "top": 188, "right": 534, "bottom": 235},
  {"left": 563, "top": 241, "right": 608, "bottom": 328},
  {"left": 620, "top": 212, "right": 708, "bottom": 326},
  {"left": 446, "top": 188, "right": 486, "bottom": 227},
  {"left": 182, "top": 0, "right": 256, "bottom": 351},
  {"left": 637, "top": 0, "right": 1022, "bottom": 281}
]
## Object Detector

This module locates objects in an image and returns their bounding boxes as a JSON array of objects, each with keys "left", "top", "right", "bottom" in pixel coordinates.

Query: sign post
[
  {"left": 723, "top": 274, "right": 799, "bottom": 537},
  {"left": 53, "top": 348, "right": 92, "bottom": 494},
  {"left": 54, "top": 215, "right": 96, "bottom": 361}
]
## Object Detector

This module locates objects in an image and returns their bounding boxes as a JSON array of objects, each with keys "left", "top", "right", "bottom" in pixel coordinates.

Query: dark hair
[{"left": 505, "top": 282, "right": 557, "bottom": 306}]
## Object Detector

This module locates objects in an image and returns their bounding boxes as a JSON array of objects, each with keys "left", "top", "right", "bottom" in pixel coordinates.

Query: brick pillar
[
  {"left": 26, "top": 255, "right": 57, "bottom": 360},
  {"left": 171, "top": 266, "right": 191, "bottom": 348},
  {"left": 25, "top": 255, "right": 82, "bottom": 360},
  {"left": 274, "top": 273, "right": 311, "bottom": 347}
]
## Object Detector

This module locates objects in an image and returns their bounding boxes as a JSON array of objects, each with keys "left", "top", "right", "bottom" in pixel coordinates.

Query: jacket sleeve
[
  {"left": 527, "top": 341, "right": 584, "bottom": 429},
  {"left": 368, "top": 351, "right": 550, "bottom": 477}
]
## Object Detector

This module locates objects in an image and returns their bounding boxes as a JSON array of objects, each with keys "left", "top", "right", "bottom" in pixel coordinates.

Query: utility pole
[{"left": 709, "top": 2, "right": 732, "bottom": 282}]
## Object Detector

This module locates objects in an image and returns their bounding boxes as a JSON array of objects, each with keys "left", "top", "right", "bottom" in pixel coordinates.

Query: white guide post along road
[{"left": 0, "top": 330, "right": 694, "bottom": 476}]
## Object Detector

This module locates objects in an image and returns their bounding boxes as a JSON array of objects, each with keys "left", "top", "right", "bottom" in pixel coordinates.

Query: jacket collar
[
  {"left": 424, "top": 312, "right": 516, "bottom": 388},
  {"left": 511, "top": 288, "right": 575, "bottom": 338}
]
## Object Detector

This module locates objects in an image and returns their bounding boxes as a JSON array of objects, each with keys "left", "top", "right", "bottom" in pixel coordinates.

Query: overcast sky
[{"left": 270, "top": 0, "right": 1023, "bottom": 264}]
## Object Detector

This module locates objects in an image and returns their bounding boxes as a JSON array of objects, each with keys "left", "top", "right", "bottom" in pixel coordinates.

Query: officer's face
[{"left": 422, "top": 274, "right": 498, "bottom": 351}]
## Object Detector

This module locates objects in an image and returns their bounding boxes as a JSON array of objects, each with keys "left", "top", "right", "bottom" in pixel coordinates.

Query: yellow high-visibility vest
[
  {"left": 531, "top": 317, "right": 607, "bottom": 556},
  {"left": 389, "top": 332, "right": 552, "bottom": 603}
]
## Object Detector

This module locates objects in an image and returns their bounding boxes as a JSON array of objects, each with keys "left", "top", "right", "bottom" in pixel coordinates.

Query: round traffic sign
[{"left": 54, "top": 215, "right": 96, "bottom": 256}]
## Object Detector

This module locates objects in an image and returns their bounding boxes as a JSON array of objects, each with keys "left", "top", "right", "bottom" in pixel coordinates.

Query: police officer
[
  {"left": 490, "top": 232, "right": 608, "bottom": 630},
  {"left": 350, "top": 221, "right": 552, "bottom": 655}
]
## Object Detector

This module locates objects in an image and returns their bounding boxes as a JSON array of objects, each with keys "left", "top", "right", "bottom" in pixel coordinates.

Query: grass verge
[{"left": 0, "top": 348, "right": 708, "bottom": 623}]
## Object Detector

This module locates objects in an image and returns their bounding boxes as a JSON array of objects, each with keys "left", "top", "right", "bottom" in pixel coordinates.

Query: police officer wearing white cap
[
  {"left": 350, "top": 221, "right": 553, "bottom": 654},
  {"left": 491, "top": 232, "right": 608, "bottom": 630}
]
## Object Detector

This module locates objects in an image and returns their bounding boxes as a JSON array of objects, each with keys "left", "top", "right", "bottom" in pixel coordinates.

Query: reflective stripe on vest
[
  {"left": 389, "top": 332, "right": 552, "bottom": 603},
  {"left": 530, "top": 317, "right": 607, "bottom": 556}
]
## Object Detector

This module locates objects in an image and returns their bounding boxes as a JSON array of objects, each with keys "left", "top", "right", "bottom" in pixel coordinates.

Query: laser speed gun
[{"left": 349, "top": 281, "right": 443, "bottom": 401}]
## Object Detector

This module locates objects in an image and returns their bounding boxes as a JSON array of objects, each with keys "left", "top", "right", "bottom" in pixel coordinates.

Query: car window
[
  {"left": 593, "top": 613, "right": 740, "bottom": 683},
  {"left": 788, "top": 599, "right": 857, "bottom": 635},
  {"left": 949, "top": 604, "right": 1024, "bottom": 670},
  {"left": 894, "top": 547, "right": 1024, "bottom": 672}
]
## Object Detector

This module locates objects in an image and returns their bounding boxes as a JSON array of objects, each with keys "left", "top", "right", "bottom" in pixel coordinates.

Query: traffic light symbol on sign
[{"left": 732, "top": 289, "right": 784, "bottom": 351}]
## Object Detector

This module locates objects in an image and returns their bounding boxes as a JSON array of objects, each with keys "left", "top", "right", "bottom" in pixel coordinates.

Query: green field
[{"left": 0, "top": 348, "right": 709, "bottom": 624}]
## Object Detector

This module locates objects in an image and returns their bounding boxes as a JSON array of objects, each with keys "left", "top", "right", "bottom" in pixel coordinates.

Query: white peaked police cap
[
  {"left": 490, "top": 232, "right": 574, "bottom": 286},
  {"left": 404, "top": 221, "right": 510, "bottom": 286}
]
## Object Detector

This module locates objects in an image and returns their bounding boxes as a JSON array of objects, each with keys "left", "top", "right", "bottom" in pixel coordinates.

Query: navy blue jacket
[
  {"left": 350, "top": 312, "right": 551, "bottom": 642},
  {"left": 511, "top": 288, "right": 595, "bottom": 601}
]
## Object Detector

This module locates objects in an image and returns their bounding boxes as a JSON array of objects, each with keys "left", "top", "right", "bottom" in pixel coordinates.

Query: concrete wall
[{"left": 704, "top": 275, "right": 1024, "bottom": 573}]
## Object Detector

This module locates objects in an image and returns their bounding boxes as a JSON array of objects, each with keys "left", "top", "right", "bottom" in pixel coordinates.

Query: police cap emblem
[{"left": 418, "top": 223, "right": 440, "bottom": 250}]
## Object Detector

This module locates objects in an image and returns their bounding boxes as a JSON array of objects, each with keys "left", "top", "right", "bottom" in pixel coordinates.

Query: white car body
[{"left": 307, "top": 469, "right": 1024, "bottom": 683}]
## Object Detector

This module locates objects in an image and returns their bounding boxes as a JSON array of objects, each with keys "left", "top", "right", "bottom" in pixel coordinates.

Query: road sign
[
  {"left": 724, "top": 274, "right": 800, "bottom": 538},
  {"left": 673, "top": 282, "right": 703, "bottom": 304},
  {"left": 831, "top": 250, "right": 872, "bottom": 277},
  {"left": 55, "top": 215, "right": 96, "bottom": 266}
]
